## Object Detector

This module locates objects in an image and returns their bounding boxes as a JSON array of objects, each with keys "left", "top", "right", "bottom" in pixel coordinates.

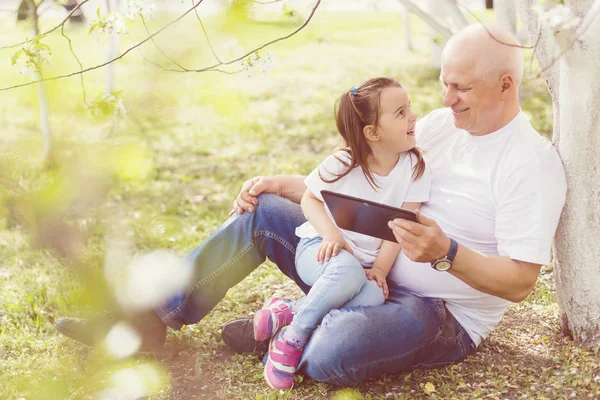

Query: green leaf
[
  {"left": 11, "top": 49, "right": 24, "bottom": 65},
  {"left": 30, "top": 34, "right": 45, "bottom": 45},
  {"left": 89, "top": 22, "right": 99, "bottom": 35},
  {"left": 35, "top": 43, "right": 51, "bottom": 52}
]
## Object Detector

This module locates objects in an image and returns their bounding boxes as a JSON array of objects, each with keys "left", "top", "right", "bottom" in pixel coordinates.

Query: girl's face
[{"left": 374, "top": 86, "right": 417, "bottom": 154}]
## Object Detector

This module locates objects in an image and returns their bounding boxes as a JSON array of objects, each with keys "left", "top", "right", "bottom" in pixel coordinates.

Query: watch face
[{"left": 435, "top": 261, "right": 452, "bottom": 271}]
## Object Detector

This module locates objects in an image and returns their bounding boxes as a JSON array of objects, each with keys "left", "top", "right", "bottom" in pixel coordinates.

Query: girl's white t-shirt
[{"left": 295, "top": 151, "right": 431, "bottom": 267}]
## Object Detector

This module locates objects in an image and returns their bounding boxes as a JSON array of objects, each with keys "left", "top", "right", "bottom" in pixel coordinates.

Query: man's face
[{"left": 440, "top": 57, "right": 502, "bottom": 135}]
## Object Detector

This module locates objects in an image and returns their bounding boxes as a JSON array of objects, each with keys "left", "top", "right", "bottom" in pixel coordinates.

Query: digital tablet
[{"left": 321, "top": 190, "right": 419, "bottom": 243}]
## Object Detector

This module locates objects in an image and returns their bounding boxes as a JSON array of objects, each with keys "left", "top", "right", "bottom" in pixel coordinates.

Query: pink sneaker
[
  {"left": 264, "top": 327, "right": 303, "bottom": 390},
  {"left": 253, "top": 297, "right": 293, "bottom": 342}
]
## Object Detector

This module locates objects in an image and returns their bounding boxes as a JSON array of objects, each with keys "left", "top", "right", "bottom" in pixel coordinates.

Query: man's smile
[{"left": 452, "top": 107, "right": 470, "bottom": 115}]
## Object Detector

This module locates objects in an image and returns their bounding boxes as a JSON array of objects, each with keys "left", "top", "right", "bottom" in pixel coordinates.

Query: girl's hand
[
  {"left": 318, "top": 234, "right": 353, "bottom": 264},
  {"left": 365, "top": 268, "right": 389, "bottom": 299}
]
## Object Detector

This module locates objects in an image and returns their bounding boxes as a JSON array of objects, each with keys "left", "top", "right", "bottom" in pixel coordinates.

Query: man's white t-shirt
[
  {"left": 388, "top": 108, "right": 567, "bottom": 346},
  {"left": 296, "top": 151, "right": 432, "bottom": 267}
]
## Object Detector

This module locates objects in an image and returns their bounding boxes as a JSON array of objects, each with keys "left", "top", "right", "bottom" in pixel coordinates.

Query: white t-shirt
[
  {"left": 295, "top": 151, "right": 431, "bottom": 267},
  {"left": 388, "top": 108, "right": 567, "bottom": 345}
]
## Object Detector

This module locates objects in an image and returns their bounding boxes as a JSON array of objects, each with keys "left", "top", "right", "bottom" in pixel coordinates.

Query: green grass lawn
[{"left": 0, "top": 6, "right": 598, "bottom": 400}]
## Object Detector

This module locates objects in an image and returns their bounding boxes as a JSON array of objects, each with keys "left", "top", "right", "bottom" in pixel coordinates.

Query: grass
[{"left": 1, "top": 5, "right": 599, "bottom": 400}]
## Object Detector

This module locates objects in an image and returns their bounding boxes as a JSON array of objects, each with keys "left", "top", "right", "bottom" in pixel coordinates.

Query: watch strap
[{"left": 447, "top": 238, "right": 458, "bottom": 262}]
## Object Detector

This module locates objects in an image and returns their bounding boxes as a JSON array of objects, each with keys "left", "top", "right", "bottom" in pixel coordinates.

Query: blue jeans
[
  {"left": 292, "top": 236, "right": 385, "bottom": 338},
  {"left": 156, "top": 194, "right": 475, "bottom": 385}
]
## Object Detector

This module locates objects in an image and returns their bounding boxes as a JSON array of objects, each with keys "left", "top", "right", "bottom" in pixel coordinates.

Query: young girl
[{"left": 253, "top": 77, "right": 431, "bottom": 390}]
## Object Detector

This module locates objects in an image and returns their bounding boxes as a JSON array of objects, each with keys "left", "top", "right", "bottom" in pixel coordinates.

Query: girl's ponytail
[{"left": 409, "top": 147, "right": 426, "bottom": 181}]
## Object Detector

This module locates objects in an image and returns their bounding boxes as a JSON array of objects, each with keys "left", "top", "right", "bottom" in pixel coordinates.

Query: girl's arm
[
  {"left": 367, "top": 201, "right": 422, "bottom": 297},
  {"left": 301, "top": 189, "right": 353, "bottom": 262}
]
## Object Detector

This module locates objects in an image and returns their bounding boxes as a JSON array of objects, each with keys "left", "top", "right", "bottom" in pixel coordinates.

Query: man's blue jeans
[{"left": 156, "top": 194, "right": 476, "bottom": 386}]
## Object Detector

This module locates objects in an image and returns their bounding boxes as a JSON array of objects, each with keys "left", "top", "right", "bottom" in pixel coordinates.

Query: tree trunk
[
  {"left": 486, "top": 0, "right": 494, "bottom": 9},
  {"left": 105, "top": 0, "right": 119, "bottom": 94},
  {"left": 27, "top": 0, "right": 53, "bottom": 162},
  {"left": 552, "top": 1, "right": 600, "bottom": 347},
  {"left": 404, "top": 6, "right": 413, "bottom": 51},
  {"left": 18, "top": 0, "right": 85, "bottom": 23},
  {"left": 495, "top": 0, "right": 516, "bottom": 35},
  {"left": 443, "top": 0, "right": 470, "bottom": 30},
  {"left": 427, "top": 0, "right": 446, "bottom": 68},
  {"left": 518, "top": 0, "right": 600, "bottom": 346}
]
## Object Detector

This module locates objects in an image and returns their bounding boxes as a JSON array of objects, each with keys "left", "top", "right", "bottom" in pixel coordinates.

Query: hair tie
[{"left": 350, "top": 87, "right": 358, "bottom": 96}]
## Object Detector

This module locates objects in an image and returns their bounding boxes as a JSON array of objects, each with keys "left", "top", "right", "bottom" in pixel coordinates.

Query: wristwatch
[{"left": 431, "top": 238, "right": 458, "bottom": 271}]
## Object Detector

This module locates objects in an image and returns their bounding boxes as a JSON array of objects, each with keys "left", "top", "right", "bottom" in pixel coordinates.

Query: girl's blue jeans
[
  {"left": 292, "top": 236, "right": 385, "bottom": 338},
  {"left": 156, "top": 194, "right": 476, "bottom": 386}
]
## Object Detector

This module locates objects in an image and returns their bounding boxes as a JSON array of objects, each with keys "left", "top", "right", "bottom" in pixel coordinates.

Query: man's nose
[{"left": 442, "top": 87, "right": 457, "bottom": 107}]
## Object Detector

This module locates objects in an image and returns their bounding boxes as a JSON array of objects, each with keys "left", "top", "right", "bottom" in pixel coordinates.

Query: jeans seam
[
  {"left": 411, "top": 326, "right": 469, "bottom": 370},
  {"left": 253, "top": 230, "right": 297, "bottom": 255},
  {"left": 435, "top": 300, "right": 446, "bottom": 335},
  {"left": 161, "top": 230, "right": 297, "bottom": 323},
  {"left": 339, "top": 341, "right": 426, "bottom": 383},
  {"left": 161, "top": 241, "right": 255, "bottom": 322}
]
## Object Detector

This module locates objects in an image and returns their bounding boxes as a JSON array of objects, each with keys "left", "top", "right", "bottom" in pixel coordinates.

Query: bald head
[{"left": 442, "top": 24, "right": 524, "bottom": 87}]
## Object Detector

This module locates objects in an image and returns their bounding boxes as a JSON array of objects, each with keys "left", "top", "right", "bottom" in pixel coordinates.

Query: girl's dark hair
[{"left": 320, "top": 77, "right": 425, "bottom": 190}]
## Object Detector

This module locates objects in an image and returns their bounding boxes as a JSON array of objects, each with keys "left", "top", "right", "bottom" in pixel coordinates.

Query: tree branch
[
  {"left": 192, "top": 0, "right": 222, "bottom": 63},
  {"left": 456, "top": 1, "right": 533, "bottom": 49},
  {"left": 533, "top": 1, "right": 600, "bottom": 78},
  {"left": 1, "top": 0, "right": 321, "bottom": 91},
  {"left": 396, "top": 0, "right": 453, "bottom": 39},
  {"left": 248, "top": 0, "right": 285, "bottom": 4},
  {"left": 443, "top": 0, "right": 469, "bottom": 29},
  {"left": 1, "top": 0, "right": 207, "bottom": 92},
  {"left": 140, "top": 16, "right": 188, "bottom": 72},
  {"left": 178, "top": 0, "right": 321, "bottom": 73},
  {"left": 61, "top": 23, "right": 87, "bottom": 104},
  {"left": 0, "top": 0, "right": 92, "bottom": 50}
]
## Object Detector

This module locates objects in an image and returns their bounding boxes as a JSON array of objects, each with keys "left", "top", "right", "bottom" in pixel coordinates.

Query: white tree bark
[
  {"left": 427, "top": 0, "right": 447, "bottom": 68},
  {"left": 404, "top": 6, "right": 413, "bottom": 51},
  {"left": 443, "top": 0, "right": 469, "bottom": 30},
  {"left": 28, "top": 0, "right": 52, "bottom": 161},
  {"left": 495, "top": 0, "right": 517, "bottom": 35},
  {"left": 396, "top": 0, "right": 453, "bottom": 39},
  {"left": 105, "top": 0, "right": 120, "bottom": 94},
  {"left": 518, "top": 0, "right": 600, "bottom": 346}
]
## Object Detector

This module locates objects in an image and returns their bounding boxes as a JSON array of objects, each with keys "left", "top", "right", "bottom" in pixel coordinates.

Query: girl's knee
[{"left": 330, "top": 252, "right": 366, "bottom": 280}]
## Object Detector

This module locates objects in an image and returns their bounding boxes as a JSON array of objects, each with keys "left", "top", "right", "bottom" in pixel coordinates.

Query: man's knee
[
  {"left": 254, "top": 193, "right": 296, "bottom": 216},
  {"left": 300, "top": 309, "right": 362, "bottom": 386}
]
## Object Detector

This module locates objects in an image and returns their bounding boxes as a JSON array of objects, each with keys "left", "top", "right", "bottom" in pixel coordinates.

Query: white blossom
[
  {"left": 97, "top": 14, "right": 128, "bottom": 35},
  {"left": 125, "top": 0, "right": 157, "bottom": 20},
  {"left": 106, "top": 250, "right": 192, "bottom": 312},
  {"left": 242, "top": 51, "right": 276, "bottom": 77},
  {"left": 104, "top": 322, "right": 142, "bottom": 359},
  {"left": 532, "top": 3, "right": 581, "bottom": 31},
  {"left": 96, "top": 364, "right": 161, "bottom": 400}
]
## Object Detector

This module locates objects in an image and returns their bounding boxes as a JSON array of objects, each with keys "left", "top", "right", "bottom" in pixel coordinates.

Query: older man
[{"left": 56, "top": 24, "right": 566, "bottom": 385}]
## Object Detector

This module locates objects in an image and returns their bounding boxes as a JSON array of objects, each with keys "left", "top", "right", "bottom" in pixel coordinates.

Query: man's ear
[
  {"left": 363, "top": 125, "right": 379, "bottom": 142},
  {"left": 500, "top": 74, "right": 514, "bottom": 96}
]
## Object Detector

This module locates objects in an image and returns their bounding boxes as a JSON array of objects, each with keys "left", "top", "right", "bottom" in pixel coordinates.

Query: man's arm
[
  {"left": 388, "top": 211, "right": 540, "bottom": 303},
  {"left": 229, "top": 175, "right": 307, "bottom": 215}
]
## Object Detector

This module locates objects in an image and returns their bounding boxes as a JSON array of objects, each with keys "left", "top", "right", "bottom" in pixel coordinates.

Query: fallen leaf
[{"left": 424, "top": 382, "right": 436, "bottom": 395}]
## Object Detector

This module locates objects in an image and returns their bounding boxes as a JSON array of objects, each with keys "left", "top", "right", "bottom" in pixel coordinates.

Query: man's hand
[
  {"left": 317, "top": 234, "right": 353, "bottom": 264},
  {"left": 388, "top": 209, "right": 451, "bottom": 262},
  {"left": 228, "top": 176, "right": 280, "bottom": 216},
  {"left": 365, "top": 268, "right": 389, "bottom": 299}
]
